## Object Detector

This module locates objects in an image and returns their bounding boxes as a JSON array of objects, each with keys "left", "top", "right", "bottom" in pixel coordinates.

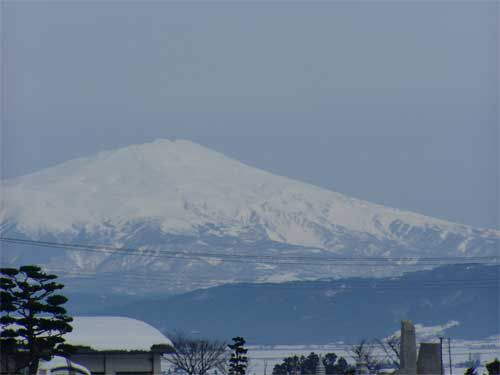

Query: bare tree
[
  {"left": 376, "top": 334, "right": 400, "bottom": 368},
  {"left": 163, "top": 334, "right": 228, "bottom": 375},
  {"left": 350, "top": 339, "right": 382, "bottom": 373}
]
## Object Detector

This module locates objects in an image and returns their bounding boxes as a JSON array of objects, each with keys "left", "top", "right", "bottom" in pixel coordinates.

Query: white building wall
[{"left": 71, "top": 352, "right": 162, "bottom": 375}]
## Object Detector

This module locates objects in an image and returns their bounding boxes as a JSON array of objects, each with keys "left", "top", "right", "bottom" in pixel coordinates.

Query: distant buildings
[
  {"left": 65, "top": 316, "right": 173, "bottom": 375},
  {"left": 394, "top": 320, "right": 442, "bottom": 375}
]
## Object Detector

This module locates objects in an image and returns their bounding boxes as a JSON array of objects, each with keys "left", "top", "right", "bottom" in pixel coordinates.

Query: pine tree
[
  {"left": 0, "top": 265, "right": 74, "bottom": 374},
  {"left": 302, "top": 352, "right": 319, "bottom": 374},
  {"left": 486, "top": 359, "right": 500, "bottom": 375},
  {"left": 464, "top": 367, "right": 478, "bottom": 375},
  {"left": 228, "top": 336, "right": 248, "bottom": 375}
]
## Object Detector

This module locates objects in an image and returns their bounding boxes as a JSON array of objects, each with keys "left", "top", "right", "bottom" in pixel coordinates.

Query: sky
[{"left": 1, "top": 1, "right": 498, "bottom": 229}]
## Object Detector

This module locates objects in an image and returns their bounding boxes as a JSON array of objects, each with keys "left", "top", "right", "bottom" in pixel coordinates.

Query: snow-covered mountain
[{"left": 1, "top": 139, "right": 498, "bottom": 293}]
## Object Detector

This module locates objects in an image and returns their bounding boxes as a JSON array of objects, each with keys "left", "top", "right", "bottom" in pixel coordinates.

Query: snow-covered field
[
  {"left": 164, "top": 321, "right": 500, "bottom": 374},
  {"left": 161, "top": 335, "right": 499, "bottom": 374},
  {"left": 243, "top": 337, "right": 500, "bottom": 375}
]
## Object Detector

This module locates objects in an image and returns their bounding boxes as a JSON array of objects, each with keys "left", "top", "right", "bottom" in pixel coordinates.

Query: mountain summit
[{"left": 1, "top": 139, "right": 498, "bottom": 293}]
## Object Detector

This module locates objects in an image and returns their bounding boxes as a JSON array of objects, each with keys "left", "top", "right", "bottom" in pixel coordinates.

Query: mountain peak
[{"left": 1, "top": 140, "right": 498, "bottom": 262}]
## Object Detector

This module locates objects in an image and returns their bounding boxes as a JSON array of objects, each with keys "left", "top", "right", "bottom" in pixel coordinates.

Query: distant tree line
[
  {"left": 485, "top": 359, "right": 500, "bottom": 375},
  {"left": 272, "top": 352, "right": 355, "bottom": 375},
  {"left": 465, "top": 358, "right": 500, "bottom": 375}
]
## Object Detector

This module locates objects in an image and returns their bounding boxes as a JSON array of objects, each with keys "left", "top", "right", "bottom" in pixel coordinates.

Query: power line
[
  {"left": 246, "top": 349, "right": 500, "bottom": 361},
  {"left": 2, "top": 237, "right": 498, "bottom": 290},
  {"left": 246, "top": 345, "right": 500, "bottom": 350},
  {"left": 18, "top": 268, "right": 499, "bottom": 291},
  {"left": 246, "top": 340, "right": 500, "bottom": 348},
  {"left": 1, "top": 237, "right": 498, "bottom": 268},
  {"left": 45, "top": 266, "right": 498, "bottom": 284},
  {"left": 6, "top": 236, "right": 500, "bottom": 261}
]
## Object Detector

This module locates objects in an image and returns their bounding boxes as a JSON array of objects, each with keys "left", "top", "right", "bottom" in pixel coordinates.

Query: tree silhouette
[
  {"left": 272, "top": 352, "right": 355, "bottom": 375},
  {"left": 163, "top": 333, "right": 227, "bottom": 375},
  {"left": 0, "top": 265, "right": 74, "bottom": 374},
  {"left": 228, "top": 336, "right": 248, "bottom": 375},
  {"left": 486, "top": 358, "right": 500, "bottom": 375}
]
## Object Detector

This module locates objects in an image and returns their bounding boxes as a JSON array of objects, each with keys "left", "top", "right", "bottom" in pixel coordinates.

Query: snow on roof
[
  {"left": 38, "top": 356, "right": 91, "bottom": 375},
  {"left": 65, "top": 316, "right": 172, "bottom": 351}
]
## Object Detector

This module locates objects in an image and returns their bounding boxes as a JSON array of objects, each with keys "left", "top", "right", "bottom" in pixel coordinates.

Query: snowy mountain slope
[{"left": 1, "top": 139, "right": 498, "bottom": 293}]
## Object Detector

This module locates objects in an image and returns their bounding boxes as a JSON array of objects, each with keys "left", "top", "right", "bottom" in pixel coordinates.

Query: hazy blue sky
[{"left": 2, "top": 1, "right": 498, "bottom": 229}]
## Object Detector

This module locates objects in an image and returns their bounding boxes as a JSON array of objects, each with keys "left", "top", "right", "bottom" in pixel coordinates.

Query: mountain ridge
[
  {"left": 69, "top": 264, "right": 500, "bottom": 343},
  {"left": 1, "top": 139, "right": 498, "bottom": 293}
]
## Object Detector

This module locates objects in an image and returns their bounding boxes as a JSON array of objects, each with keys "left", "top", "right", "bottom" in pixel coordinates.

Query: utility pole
[
  {"left": 439, "top": 337, "right": 444, "bottom": 375},
  {"left": 448, "top": 337, "right": 453, "bottom": 375}
]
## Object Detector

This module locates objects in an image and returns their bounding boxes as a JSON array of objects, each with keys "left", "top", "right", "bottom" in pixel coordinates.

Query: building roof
[{"left": 65, "top": 316, "right": 172, "bottom": 351}]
